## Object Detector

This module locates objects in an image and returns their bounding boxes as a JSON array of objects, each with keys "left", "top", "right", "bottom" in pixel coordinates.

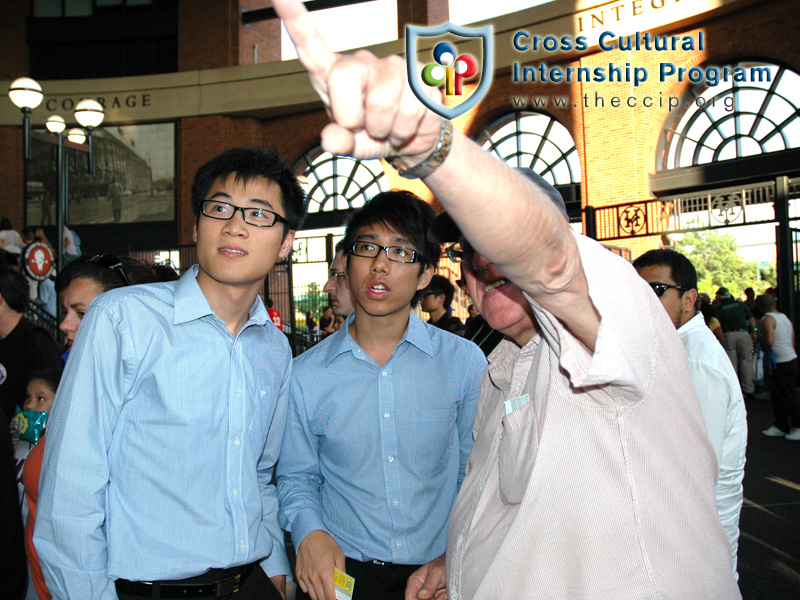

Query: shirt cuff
[
  {"left": 290, "top": 508, "right": 328, "bottom": 550},
  {"left": 259, "top": 548, "right": 292, "bottom": 581}
]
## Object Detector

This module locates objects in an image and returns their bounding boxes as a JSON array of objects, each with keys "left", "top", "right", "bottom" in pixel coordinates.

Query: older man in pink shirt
[{"left": 274, "top": 1, "right": 740, "bottom": 598}]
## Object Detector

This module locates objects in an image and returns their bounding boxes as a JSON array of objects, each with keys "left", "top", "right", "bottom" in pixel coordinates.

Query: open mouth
[
  {"left": 220, "top": 247, "right": 247, "bottom": 256},
  {"left": 485, "top": 278, "right": 509, "bottom": 292}
]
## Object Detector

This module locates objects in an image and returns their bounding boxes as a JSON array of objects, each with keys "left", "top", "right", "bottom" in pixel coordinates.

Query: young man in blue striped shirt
[
  {"left": 278, "top": 191, "right": 485, "bottom": 600},
  {"left": 35, "top": 147, "right": 306, "bottom": 600}
]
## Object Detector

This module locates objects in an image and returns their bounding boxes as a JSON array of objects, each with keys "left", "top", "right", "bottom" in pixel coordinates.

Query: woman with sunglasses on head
[{"left": 55, "top": 255, "right": 178, "bottom": 355}]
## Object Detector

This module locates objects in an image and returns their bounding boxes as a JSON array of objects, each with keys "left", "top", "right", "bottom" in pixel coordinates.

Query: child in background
[{"left": 21, "top": 368, "right": 62, "bottom": 600}]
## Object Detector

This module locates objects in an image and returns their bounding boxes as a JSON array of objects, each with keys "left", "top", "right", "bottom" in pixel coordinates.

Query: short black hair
[
  {"left": 343, "top": 190, "right": 438, "bottom": 269},
  {"left": 424, "top": 274, "right": 455, "bottom": 309},
  {"left": 633, "top": 248, "right": 697, "bottom": 292},
  {"left": 0, "top": 267, "right": 30, "bottom": 312},
  {"left": 55, "top": 256, "right": 175, "bottom": 295},
  {"left": 0, "top": 218, "right": 12, "bottom": 231},
  {"left": 29, "top": 367, "right": 63, "bottom": 396},
  {"left": 343, "top": 191, "right": 438, "bottom": 307},
  {"left": 334, "top": 239, "right": 346, "bottom": 254},
  {"left": 191, "top": 146, "right": 307, "bottom": 232}
]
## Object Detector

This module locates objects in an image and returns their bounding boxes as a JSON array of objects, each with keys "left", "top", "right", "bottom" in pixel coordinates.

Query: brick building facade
[{"left": 0, "top": 0, "right": 798, "bottom": 261}]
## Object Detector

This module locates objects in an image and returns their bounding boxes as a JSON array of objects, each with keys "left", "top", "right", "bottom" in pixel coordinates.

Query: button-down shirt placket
[{"left": 449, "top": 337, "right": 539, "bottom": 598}]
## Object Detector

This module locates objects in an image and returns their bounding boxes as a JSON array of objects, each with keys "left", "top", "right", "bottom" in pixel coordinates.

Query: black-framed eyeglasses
[
  {"left": 350, "top": 241, "right": 418, "bottom": 264},
  {"left": 202, "top": 200, "right": 287, "bottom": 228},
  {"left": 648, "top": 282, "right": 689, "bottom": 297},
  {"left": 445, "top": 240, "right": 474, "bottom": 264},
  {"left": 89, "top": 254, "right": 130, "bottom": 286}
]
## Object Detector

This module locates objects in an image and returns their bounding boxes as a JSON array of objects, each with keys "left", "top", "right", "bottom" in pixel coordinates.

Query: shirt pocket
[
  {"left": 411, "top": 407, "right": 455, "bottom": 478},
  {"left": 498, "top": 400, "right": 538, "bottom": 505}
]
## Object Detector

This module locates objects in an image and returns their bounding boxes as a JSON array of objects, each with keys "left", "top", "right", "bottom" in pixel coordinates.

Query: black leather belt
[
  {"left": 360, "top": 558, "right": 418, "bottom": 572},
  {"left": 115, "top": 562, "right": 255, "bottom": 598}
]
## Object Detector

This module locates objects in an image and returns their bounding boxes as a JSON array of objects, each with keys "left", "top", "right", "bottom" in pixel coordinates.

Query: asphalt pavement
[{"left": 737, "top": 391, "right": 800, "bottom": 598}]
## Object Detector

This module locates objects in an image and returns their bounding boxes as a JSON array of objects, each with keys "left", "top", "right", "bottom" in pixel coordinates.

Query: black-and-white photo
[{"left": 26, "top": 122, "right": 175, "bottom": 226}]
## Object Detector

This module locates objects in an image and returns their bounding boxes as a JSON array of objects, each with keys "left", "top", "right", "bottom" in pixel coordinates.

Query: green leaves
[{"left": 672, "top": 230, "right": 776, "bottom": 297}]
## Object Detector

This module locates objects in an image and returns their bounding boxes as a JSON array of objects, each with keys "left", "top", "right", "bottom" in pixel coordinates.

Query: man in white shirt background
[{"left": 635, "top": 248, "right": 748, "bottom": 577}]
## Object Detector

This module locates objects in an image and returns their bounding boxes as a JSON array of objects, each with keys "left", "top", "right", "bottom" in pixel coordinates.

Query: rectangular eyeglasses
[{"left": 202, "top": 200, "right": 287, "bottom": 228}]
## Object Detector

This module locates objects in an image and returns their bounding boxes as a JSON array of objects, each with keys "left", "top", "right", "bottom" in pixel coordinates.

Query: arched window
[
  {"left": 659, "top": 62, "right": 800, "bottom": 170},
  {"left": 479, "top": 111, "right": 581, "bottom": 185},
  {"left": 294, "top": 147, "right": 388, "bottom": 228}
]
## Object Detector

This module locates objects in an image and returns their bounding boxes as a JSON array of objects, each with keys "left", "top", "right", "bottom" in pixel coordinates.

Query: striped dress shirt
[
  {"left": 278, "top": 312, "right": 485, "bottom": 565},
  {"left": 446, "top": 234, "right": 741, "bottom": 599},
  {"left": 35, "top": 265, "right": 291, "bottom": 599}
]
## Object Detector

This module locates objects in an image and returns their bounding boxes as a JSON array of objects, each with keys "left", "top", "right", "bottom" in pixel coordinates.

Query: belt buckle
[
  {"left": 215, "top": 573, "right": 241, "bottom": 597},
  {"left": 371, "top": 559, "right": 387, "bottom": 567}
]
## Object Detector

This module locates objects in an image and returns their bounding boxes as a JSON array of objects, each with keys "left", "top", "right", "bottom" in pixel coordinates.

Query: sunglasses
[
  {"left": 648, "top": 282, "right": 688, "bottom": 297},
  {"left": 89, "top": 254, "right": 130, "bottom": 286},
  {"left": 445, "top": 240, "right": 474, "bottom": 264}
]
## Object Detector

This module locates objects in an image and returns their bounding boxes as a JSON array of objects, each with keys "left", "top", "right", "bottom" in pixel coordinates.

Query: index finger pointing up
[{"left": 273, "top": 0, "right": 336, "bottom": 81}]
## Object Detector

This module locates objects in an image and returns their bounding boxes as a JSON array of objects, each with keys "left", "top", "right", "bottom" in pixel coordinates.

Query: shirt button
[
  {"left": 233, "top": 489, "right": 239, "bottom": 497},
  {"left": 457, "top": 534, "right": 463, "bottom": 546},
  {"left": 392, "top": 499, "right": 398, "bottom": 506},
  {"left": 499, "top": 433, "right": 503, "bottom": 440},
  {"left": 384, "top": 412, "right": 390, "bottom": 419},
  {"left": 234, "top": 438, "right": 240, "bottom": 447},
  {"left": 388, "top": 456, "right": 394, "bottom": 463},
  {"left": 240, "top": 542, "right": 245, "bottom": 550},
  {"left": 452, "top": 591, "right": 459, "bottom": 600},
  {"left": 395, "top": 541, "right": 402, "bottom": 548},
  {"left": 479, "top": 484, "right": 484, "bottom": 492},
  {"left": 381, "top": 371, "right": 388, "bottom": 377},
  {"left": 236, "top": 388, "right": 242, "bottom": 394}
]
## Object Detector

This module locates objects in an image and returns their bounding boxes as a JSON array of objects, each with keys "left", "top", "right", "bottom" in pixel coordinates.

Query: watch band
[{"left": 387, "top": 118, "right": 453, "bottom": 179}]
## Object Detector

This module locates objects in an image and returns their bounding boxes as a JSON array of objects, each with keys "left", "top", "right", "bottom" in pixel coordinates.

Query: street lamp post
[
  {"left": 8, "top": 77, "right": 44, "bottom": 160},
  {"left": 45, "top": 116, "right": 67, "bottom": 275},
  {"left": 74, "top": 99, "right": 104, "bottom": 174},
  {"left": 7, "top": 77, "right": 104, "bottom": 277}
]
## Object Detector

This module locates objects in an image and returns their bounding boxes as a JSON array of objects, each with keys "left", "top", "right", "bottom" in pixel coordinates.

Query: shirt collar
[
  {"left": 173, "top": 264, "right": 268, "bottom": 326},
  {"left": 325, "top": 310, "right": 434, "bottom": 365},
  {"left": 677, "top": 311, "right": 705, "bottom": 335}
]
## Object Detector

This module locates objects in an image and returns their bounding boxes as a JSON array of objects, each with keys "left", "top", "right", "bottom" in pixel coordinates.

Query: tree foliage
[
  {"left": 294, "top": 281, "right": 327, "bottom": 329},
  {"left": 672, "top": 229, "right": 776, "bottom": 297}
]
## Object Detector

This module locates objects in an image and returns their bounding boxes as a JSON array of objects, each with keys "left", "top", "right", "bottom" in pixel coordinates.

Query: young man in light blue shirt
[
  {"left": 277, "top": 191, "right": 486, "bottom": 600},
  {"left": 35, "top": 147, "right": 306, "bottom": 600}
]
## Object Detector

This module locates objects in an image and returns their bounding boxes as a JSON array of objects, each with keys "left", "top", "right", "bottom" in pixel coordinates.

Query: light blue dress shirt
[
  {"left": 35, "top": 265, "right": 291, "bottom": 599},
  {"left": 277, "top": 311, "right": 485, "bottom": 565}
]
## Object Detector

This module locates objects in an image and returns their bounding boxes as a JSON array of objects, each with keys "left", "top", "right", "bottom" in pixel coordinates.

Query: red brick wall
[
  {"left": 178, "top": 0, "right": 240, "bottom": 71},
  {"left": 239, "top": 0, "right": 282, "bottom": 64},
  {"left": 450, "top": 0, "right": 800, "bottom": 257},
  {"left": 3, "top": 0, "right": 799, "bottom": 259},
  {"left": 0, "top": 128, "right": 25, "bottom": 230},
  {"left": 0, "top": 0, "right": 30, "bottom": 80}
]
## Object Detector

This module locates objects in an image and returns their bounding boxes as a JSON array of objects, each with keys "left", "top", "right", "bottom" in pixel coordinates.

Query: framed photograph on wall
[{"left": 26, "top": 122, "right": 175, "bottom": 227}]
